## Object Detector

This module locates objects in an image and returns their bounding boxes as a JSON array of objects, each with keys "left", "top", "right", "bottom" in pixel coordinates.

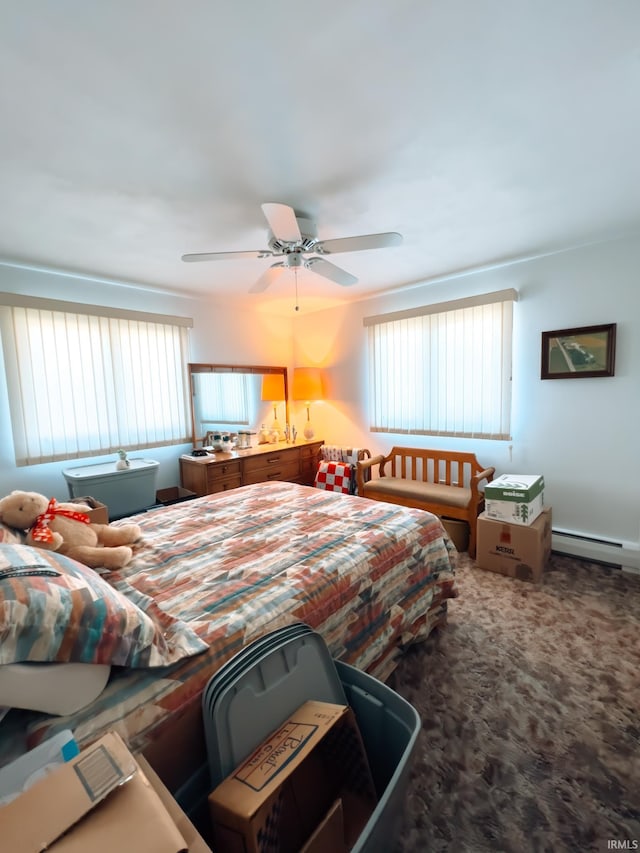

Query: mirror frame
[{"left": 188, "top": 363, "right": 289, "bottom": 446}]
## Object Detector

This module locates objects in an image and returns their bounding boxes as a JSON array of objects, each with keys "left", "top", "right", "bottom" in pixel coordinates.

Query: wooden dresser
[{"left": 179, "top": 440, "right": 324, "bottom": 497}]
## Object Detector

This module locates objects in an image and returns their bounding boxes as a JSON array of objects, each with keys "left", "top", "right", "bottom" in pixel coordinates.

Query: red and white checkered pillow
[{"left": 314, "top": 461, "right": 353, "bottom": 494}]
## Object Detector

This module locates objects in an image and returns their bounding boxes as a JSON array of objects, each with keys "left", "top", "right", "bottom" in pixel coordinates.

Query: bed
[{"left": 0, "top": 480, "right": 457, "bottom": 802}]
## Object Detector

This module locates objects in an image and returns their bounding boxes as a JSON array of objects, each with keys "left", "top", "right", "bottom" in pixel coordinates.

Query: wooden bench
[{"left": 356, "top": 447, "right": 495, "bottom": 557}]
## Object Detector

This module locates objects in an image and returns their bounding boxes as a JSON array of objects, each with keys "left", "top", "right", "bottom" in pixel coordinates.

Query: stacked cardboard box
[
  {"left": 476, "top": 507, "right": 552, "bottom": 583},
  {"left": 1, "top": 731, "right": 211, "bottom": 852},
  {"left": 484, "top": 474, "right": 544, "bottom": 526}
]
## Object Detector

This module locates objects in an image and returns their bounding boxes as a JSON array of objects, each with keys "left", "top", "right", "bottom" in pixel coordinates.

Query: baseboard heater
[{"left": 552, "top": 528, "right": 640, "bottom": 574}]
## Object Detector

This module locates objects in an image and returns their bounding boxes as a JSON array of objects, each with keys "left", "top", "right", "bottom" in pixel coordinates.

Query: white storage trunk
[{"left": 62, "top": 458, "right": 159, "bottom": 519}]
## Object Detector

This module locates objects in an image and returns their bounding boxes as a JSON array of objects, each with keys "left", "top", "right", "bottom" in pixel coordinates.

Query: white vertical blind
[
  {"left": 0, "top": 301, "right": 192, "bottom": 466},
  {"left": 365, "top": 290, "right": 516, "bottom": 439},
  {"left": 197, "top": 373, "right": 250, "bottom": 425}
]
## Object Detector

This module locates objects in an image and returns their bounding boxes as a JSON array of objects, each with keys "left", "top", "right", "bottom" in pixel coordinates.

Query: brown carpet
[{"left": 389, "top": 552, "right": 640, "bottom": 853}]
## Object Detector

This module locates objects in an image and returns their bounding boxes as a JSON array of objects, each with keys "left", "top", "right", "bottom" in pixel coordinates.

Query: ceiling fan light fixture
[
  {"left": 180, "top": 202, "right": 402, "bottom": 295},
  {"left": 285, "top": 253, "right": 304, "bottom": 269}
]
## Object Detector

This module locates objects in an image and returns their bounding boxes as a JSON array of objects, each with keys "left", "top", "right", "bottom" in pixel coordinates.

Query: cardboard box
[
  {"left": 69, "top": 496, "right": 109, "bottom": 525},
  {"left": 440, "top": 517, "right": 469, "bottom": 552},
  {"left": 0, "top": 731, "right": 194, "bottom": 853},
  {"left": 209, "top": 700, "right": 377, "bottom": 853},
  {"left": 484, "top": 474, "right": 545, "bottom": 526},
  {"left": 137, "top": 756, "right": 213, "bottom": 853},
  {"left": 476, "top": 507, "right": 552, "bottom": 583},
  {"left": 300, "top": 799, "right": 345, "bottom": 853}
]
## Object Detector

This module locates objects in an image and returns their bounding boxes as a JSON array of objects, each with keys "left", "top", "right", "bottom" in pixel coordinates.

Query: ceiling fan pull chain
[{"left": 294, "top": 267, "right": 300, "bottom": 312}]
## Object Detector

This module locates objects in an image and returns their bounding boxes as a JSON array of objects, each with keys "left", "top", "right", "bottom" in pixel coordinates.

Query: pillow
[
  {"left": 0, "top": 523, "right": 25, "bottom": 546},
  {"left": 0, "top": 544, "right": 208, "bottom": 668}
]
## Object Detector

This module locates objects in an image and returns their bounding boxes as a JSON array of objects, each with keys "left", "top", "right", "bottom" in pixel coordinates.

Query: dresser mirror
[{"left": 188, "top": 363, "right": 289, "bottom": 448}]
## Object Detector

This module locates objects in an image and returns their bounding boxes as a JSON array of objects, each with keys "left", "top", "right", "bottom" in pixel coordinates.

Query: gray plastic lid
[
  {"left": 203, "top": 627, "right": 346, "bottom": 786},
  {"left": 62, "top": 458, "right": 159, "bottom": 480},
  {"left": 203, "top": 622, "right": 312, "bottom": 720}
]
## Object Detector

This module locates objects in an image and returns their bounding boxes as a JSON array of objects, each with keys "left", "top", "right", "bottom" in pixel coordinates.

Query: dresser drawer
[
  {"left": 299, "top": 442, "right": 321, "bottom": 460},
  {"left": 206, "top": 459, "right": 241, "bottom": 484},
  {"left": 206, "top": 460, "right": 242, "bottom": 493},
  {"left": 243, "top": 458, "right": 300, "bottom": 486},
  {"left": 243, "top": 449, "right": 296, "bottom": 475},
  {"left": 208, "top": 476, "right": 243, "bottom": 494}
]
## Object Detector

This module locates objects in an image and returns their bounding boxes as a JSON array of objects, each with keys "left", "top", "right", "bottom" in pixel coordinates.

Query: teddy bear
[{"left": 0, "top": 490, "right": 142, "bottom": 571}]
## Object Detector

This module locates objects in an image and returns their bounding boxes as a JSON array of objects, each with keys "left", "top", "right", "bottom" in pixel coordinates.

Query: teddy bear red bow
[
  {"left": 29, "top": 497, "right": 93, "bottom": 543},
  {"left": 0, "top": 490, "right": 142, "bottom": 570}
]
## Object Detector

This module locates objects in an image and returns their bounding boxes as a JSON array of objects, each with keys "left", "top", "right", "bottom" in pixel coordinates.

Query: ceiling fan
[{"left": 181, "top": 203, "right": 402, "bottom": 293}]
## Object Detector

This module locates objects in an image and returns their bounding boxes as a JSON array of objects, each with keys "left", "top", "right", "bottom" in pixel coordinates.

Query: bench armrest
[
  {"left": 356, "top": 453, "right": 385, "bottom": 494},
  {"left": 358, "top": 453, "right": 385, "bottom": 470},
  {"left": 470, "top": 466, "right": 496, "bottom": 501}
]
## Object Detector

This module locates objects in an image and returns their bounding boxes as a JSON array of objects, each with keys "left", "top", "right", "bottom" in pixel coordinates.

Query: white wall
[
  {"left": 293, "top": 234, "right": 640, "bottom": 550},
  {"left": 2, "top": 235, "right": 639, "bottom": 553},
  {"left": 0, "top": 264, "right": 293, "bottom": 501}
]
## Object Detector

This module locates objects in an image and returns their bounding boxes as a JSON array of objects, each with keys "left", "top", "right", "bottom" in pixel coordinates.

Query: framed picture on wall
[{"left": 541, "top": 323, "right": 616, "bottom": 379}]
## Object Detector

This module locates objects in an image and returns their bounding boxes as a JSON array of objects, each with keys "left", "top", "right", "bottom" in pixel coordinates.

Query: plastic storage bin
[
  {"left": 335, "top": 659, "right": 421, "bottom": 853},
  {"left": 63, "top": 458, "right": 159, "bottom": 519},
  {"left": 202, "top": 626, "right": 420, "bottom": 852}
]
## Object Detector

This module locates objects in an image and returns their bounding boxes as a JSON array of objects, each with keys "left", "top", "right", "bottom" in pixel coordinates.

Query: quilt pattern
[{"left": 13, "top": 481, "right": 457, "bottom": 759}]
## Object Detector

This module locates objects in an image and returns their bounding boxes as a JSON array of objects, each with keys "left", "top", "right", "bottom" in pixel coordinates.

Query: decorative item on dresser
[{"left": 180, "top": 440, "right": 324, "bottom": 496}]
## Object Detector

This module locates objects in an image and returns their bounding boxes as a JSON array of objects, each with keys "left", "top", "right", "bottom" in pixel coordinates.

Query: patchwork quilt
[{"left": 1, "top": 481, "right": 457, "bottom": 762}]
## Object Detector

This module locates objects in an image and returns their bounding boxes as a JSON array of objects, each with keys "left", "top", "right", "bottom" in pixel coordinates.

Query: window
[
  {"left": 0, "top": 294, "right": 192, "bottom": 466},
  {"left": 364, "top": 289, "right": 517, "bottom": 440}
]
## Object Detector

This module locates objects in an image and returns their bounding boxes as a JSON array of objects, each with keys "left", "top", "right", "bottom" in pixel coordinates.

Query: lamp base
[{"left": 303, "top": 423, "right": 315, "bottom": 440}]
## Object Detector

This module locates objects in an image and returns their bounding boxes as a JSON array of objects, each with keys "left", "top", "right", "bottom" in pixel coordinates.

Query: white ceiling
[{"left": 1, "top": 1, "right": 640, "bottom": 315}]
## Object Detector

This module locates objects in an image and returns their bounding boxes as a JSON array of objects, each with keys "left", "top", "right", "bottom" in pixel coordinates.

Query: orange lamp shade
[
  {"left": 292, "top": 368, "right": 324, "bottom": 403},
  {"left": 261, "top": 373, "right": 286, "bottom": 402}
]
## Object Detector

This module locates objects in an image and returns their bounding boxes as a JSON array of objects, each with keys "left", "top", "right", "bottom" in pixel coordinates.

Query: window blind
[
  {"left": 197, "top": 373, "right": 250, "bottom": 426},
  {"left": 0, "top": 297, "right": 192, "bottom": 466},
  {"left": 365, "top": 289, "right": 517, "bottom": 440}
]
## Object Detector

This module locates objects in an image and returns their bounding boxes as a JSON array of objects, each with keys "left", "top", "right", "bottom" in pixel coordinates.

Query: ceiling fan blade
[
  {"left": 182, "top": 249, "right": 272, "bottom": 262},
  {"left": 314, "top": 231, "right": 403, "bottom": 255},
  {"left": 261, "top": 203, "right": 302, "bottom": 243},
  {"left": 249, "top": 263, "right": 286, "bottom": 293},
  {"left": 305, "top": 257, "right": 358, "bottom": 286}
]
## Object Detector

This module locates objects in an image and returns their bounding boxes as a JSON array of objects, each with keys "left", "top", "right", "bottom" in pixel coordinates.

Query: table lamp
[
  {"left": 292, "top": 367, "right": 324, "bottom": 440},
  {"left": 261, "top": 374, "right": 286, "bottom": 438}
]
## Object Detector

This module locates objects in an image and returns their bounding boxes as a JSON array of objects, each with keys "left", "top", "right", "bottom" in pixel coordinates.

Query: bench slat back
[{"left": 383, "top": 447, "right": 482, "bottom": 489}]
